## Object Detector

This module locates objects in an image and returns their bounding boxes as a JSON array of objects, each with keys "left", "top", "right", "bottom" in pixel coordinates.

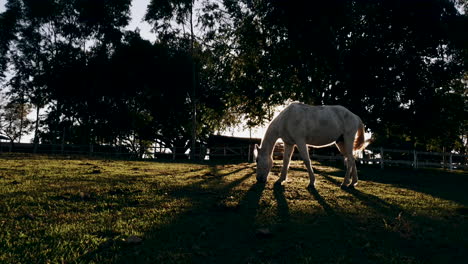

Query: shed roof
[{"left": 207, "top": 135, "right": 261, "bottom": 147}]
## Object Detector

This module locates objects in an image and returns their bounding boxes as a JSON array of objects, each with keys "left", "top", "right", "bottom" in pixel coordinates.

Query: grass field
[{"left": 1, "top": 153, "right": 467, "bottom": 264}]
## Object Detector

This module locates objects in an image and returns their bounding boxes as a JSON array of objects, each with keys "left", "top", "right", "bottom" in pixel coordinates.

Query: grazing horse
[{"left": 254, "top": 103, "right": 369, "bottom": 189}]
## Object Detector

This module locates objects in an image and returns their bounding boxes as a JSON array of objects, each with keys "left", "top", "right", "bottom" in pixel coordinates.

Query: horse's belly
[
  {"left": 303, "top": 124, "right": 342, "bottom": 146},
  {"left": 305, "top": 135, "right": 339, "bottom": 147},
  {"left": 280, "top": 105, "right": 344, "bottom": 146},
  {"left": 308, "top": 141, "right": 337, "bottom": 148}
]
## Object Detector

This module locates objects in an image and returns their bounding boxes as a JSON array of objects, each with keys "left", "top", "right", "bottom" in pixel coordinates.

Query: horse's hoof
[
  {"left": 256, "top": 178, "right": 267, "bottom": 184},
  {"left": 307, "top": 183, "right": 316, "bottom": 190},
  {"left": 340, "top": 184, "right": 349, "bottom": 190}
]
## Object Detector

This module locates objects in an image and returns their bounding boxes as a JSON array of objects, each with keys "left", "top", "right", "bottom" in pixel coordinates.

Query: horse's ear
[{"left": 253, "top": 144, "right": 260, "bottom": 162}]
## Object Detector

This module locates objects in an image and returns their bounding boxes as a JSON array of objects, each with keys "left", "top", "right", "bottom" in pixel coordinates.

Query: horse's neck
[{"left": 260, "top": 125, "right": 279, "bottom": 157}]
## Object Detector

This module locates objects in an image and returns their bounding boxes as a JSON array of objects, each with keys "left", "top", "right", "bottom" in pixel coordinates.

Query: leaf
[
  {"left": 255, "top": 228, "right": 272, "bottom": 238},
  {"left": 125, "top": 235, "right": 143, "bottom": 244}
]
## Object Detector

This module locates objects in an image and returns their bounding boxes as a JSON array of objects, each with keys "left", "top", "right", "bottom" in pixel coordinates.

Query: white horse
[{"left": 254, "top": 103, "right": 369, "bottom": 189}]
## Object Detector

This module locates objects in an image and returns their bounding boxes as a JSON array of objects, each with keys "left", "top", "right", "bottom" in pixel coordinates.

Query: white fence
[
  {"left": 1, "top": 142, "right": 466, "bottom": 170},
  {"left": 362, "top": 147, "right": 467, "bottom": 170},
  {"left": 291, "top": 147, "right": 467, "bottom": 171}
]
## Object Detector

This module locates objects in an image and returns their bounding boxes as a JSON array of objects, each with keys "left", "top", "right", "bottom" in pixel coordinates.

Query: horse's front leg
[
  {"left": 296, "top": 143, "right": 315, "bottom": 188},
  {"left": 277, "top": 143, "right": 295, "bottom": 185}
]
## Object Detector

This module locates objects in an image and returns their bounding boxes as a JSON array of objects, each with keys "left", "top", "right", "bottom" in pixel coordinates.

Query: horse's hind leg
[
  {"left": 350, "top": 158, "right": 358, "bottom": 187},
  {"left": 347, "top": 155, "right": 358, "bottom": 187},
  {"left": 336, "top": 141, "right": 355, "bottom": 188},
  {"left": 296, "top": 143, "right": 315, "bottom": 188},
  {"left": 277, "top": 143, "right": 295, "bottom": 185}
]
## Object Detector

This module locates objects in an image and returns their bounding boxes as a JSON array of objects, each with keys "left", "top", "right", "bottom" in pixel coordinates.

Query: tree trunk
[
  {"left": 18, "top": 102, "right": 24, "bottom": 143},
  {"left": 190, "top": 1, "right": 197, "bottom": 160},
  {"left": 33, "top": 104, "right": 40, "bottom": 153},
  {"left": 62, "top": 126, "right": 66, "bottom": 154}
]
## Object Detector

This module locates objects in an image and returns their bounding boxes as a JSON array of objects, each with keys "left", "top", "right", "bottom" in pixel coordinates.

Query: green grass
[{"left": 1, "top": 153, "right": 467, "bottom": 263}]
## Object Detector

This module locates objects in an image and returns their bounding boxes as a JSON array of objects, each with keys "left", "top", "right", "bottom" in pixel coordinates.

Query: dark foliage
[{"left": 0, "top": 0, "right": 467, "bottom": 154}]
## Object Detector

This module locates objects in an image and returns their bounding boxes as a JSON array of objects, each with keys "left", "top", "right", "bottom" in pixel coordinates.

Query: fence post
[
  {"left": 413, "top": 150, "right": 418, "bottom": 169},
  {"left": 449, "top": 154, "right": 453, "bottom": 171},
  {"left": 172, "top": 146, "right": 176, "bottom": 160},
  {"left": 380, "top": 147, "right": 384, "bottom": 169},
  {"left": 442, "top": 147, "right": 446, "bottom": 169}
]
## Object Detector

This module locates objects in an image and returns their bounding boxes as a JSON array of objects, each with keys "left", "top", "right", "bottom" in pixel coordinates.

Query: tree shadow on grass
[
  {"left": 78, "top": 163, "right": 468, "bottom": 264},
  {"left": 314, "top": 164, "right": 468, "bottom": 206},
  {"left": 319, "top": 171, "right": 468, "bottom": 263},
  {"left": 112, "top": 179, "right": 266, "bottom": 263},
  {"left": 191, "top": 164, "right": 254, "bottom": 186},
  {"left": 79, "top": 165, "right": 266, "bottom": 263}
]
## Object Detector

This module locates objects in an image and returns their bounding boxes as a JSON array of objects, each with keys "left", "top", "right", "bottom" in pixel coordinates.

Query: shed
[{"left": 207, "top": 135, "right": 261, "bottom": 161}]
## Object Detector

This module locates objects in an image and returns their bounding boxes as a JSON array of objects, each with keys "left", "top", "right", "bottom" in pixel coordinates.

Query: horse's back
[
  {"left": 274, "top": 103, "right": 360, "bottom": 146},
  {"left": 280, "top": 103, "right": 355, "bottom": 122}
]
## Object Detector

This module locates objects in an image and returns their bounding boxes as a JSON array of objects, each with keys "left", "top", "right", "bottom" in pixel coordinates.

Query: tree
[
  {"left": 146, "top": 0, "right": 204, "bottom": 158},
  {"left": 1, "top": 0, "right": 132, "bottom": 149},
  {"left": 0, "top": 100, "right": 32, "bottom": 149},
  {"left": 1, "top": 0, "right": 465, "bottom": 156},
  {"left": 145, "top": 0, "right": 240, "bottom": 157},
  {"left": 109, "top": 32, "right": 198, "bottom": 157},
  {"left": 0, "top": 0, "right": 20, "bottom": 80},
  {"left": 215, "top": 0, "right": 467, "bottom": 152}
]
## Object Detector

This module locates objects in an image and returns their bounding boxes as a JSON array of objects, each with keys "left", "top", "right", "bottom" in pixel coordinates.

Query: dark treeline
[{"left": 0, "top": 0, "right": 467, "bottom": 156}]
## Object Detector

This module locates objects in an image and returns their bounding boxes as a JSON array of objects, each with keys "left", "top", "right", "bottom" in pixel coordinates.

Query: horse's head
[{"left": 254, "top": 144, "right": 273, "bottom": 183}]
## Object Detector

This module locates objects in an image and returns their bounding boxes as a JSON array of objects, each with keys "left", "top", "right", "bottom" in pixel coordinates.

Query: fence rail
[{"left": 0, "top": 142, "right": 466, "bottom": 170}]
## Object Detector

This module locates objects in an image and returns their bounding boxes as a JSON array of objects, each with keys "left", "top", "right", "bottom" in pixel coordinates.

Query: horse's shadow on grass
[
  {"left": 273, "top": 184, "right": 290, "bottom": 224},
  {"left": 321, "top": 173, "right": 403, "bottom": 216},
  {"left": 306, "top": 187, "right": 338, "bottom": 218}
]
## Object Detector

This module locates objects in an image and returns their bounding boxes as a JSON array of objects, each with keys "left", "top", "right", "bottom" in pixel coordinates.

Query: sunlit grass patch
[{"left": 0, "top": 153, "right": 467, "bottom": 263}]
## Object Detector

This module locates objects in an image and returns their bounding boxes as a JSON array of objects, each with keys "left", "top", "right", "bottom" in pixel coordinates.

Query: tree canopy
[{"left": 0, "top": 0, "right": 466, "bottom": 155}]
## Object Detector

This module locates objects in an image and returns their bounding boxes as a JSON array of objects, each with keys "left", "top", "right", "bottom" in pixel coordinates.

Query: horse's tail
[{"left": 353, "top": 119, "right": 369, "bottom": 151}]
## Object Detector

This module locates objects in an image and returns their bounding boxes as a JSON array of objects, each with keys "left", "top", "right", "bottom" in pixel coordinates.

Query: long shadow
[
  {"left": 307, "top": 187, "right": 338, "bottom": 218},
  {"left": 78, "top": 162, "right": 468, "bottom": 263},
  {"left": 240, "top": 181, "right": 266, "bottom": 224},
  {"left": 305, "top": 186, "right": 353, "bottom": 239},
  {"left": 203, "top": 165, "right": 254, "bottom": 184},
  {"left": 316, "top": 164, "right": 468, "bottom": 206},
  {"left": 128, "top": 180, "right": 266, "bottom": 263},
  {"left": 319, "top": 170, "right": 468, "bottom": 263},
  {"left": 163, "top": 170, "right": 255, "bottom": 204},
  {"left": 273, "top": 184, "right": 290, "bottom": 224},
  {"left": 180, "top": 164, "right": 254, "bottom": 190},
  {"left": 79, "top": 164, "right": 264, "bottom": 263},
  {"left": 208, "top": 164, "right": 251, "bottom": 177},
  {"left": 321, "top": 173, "right": 403, "bottom": 217}
]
